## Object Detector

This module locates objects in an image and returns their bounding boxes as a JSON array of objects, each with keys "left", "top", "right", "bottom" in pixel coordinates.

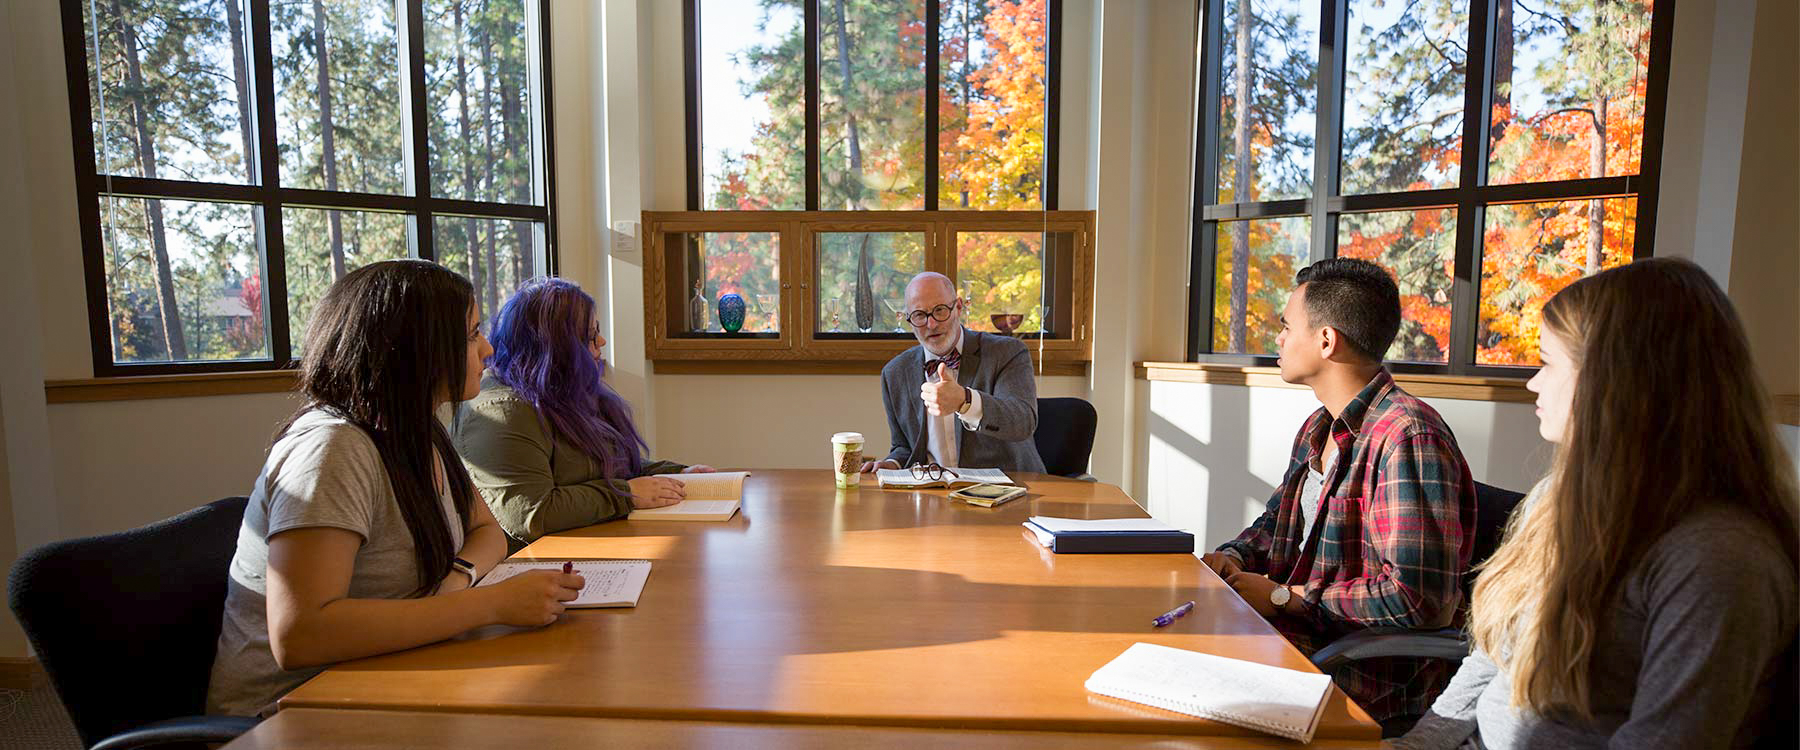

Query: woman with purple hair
[{"left": 453, "top": 278, "right": 714, "bottom": 551}]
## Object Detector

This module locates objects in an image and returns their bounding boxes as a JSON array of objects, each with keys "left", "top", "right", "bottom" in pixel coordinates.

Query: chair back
[
  {"left": 1465, "top": 482, "right": 1526, "bottom": 591},
  {"left": 1033, "top": 397, "right": 1097, "bottom": 478},
  {"left": 8, "top": 497, "right": 248, "bottom": 747}
]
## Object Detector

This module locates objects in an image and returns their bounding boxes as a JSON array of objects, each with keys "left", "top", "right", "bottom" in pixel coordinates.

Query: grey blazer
[{"left": 879, "top": 328, "right": 1046, "bottom": 473}]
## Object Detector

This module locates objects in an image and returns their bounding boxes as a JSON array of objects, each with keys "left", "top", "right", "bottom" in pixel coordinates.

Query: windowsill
[
  {"left": 44, "top": 357, "right": 1096, "bottom": 403},
  {"left": 44, "top": 370, "right": 301, "bottom": 404},
  {"left": 1136, "top": 361, "right": 1536, "bottom": 404}
]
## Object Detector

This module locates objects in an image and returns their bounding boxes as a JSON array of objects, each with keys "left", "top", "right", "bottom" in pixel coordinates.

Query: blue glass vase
[{"left": 717, "top": 293, "right": 746, "bottom": 333}]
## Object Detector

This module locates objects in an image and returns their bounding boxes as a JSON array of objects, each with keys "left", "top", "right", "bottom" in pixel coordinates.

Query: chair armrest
[
  {"left": 1310, "top": 627, "right": 1470, "bottom": 673},
  {"left": 92, "top": 715, "right": 261, "bottom": 750}
]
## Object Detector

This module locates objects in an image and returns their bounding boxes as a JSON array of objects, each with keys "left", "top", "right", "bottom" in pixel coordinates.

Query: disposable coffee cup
[{"left": 832, "top": 432, "right": 865, "bottom": 488}]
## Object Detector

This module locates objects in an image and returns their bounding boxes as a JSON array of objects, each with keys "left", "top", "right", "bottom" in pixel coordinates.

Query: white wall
[{"left": 1142, "top": 382, "right": 1552, "bottom": 548}]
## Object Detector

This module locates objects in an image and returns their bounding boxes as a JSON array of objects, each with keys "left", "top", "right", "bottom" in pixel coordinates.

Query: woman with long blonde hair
[{"left": 1391, "top": 258, "right": 1798, "bottom": 749}]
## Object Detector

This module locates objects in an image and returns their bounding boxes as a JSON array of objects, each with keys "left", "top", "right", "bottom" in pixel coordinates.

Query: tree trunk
[
  {"left": 312, "top": 0, "right": 345, "bottom": 279},
  {"left": 225, "top": 0, "right": 255, "bottom": 176},
  {"left": 1228, "top": 0, "right": 1253, "bottom": 352},
  {"left": 493, "top": 2, "right": 518, "bottom": 309},
  {"left": 1492, "top": 0, "right": 1514, "bottom": 128},
  {"left": 1586, "top": 14, "right": 1608, "bottom": 275},
  {"left": 831, "top": 0, "right": 864, "bottom": 209},
  {"left": 224, "top": 0, "right": 265, "bottom": 337},
  {"left": 115, "top": 0, "right": 188, "bottom": 359},
  {"left": 455, "top": 0, "right": 481, "bottom": 310}
]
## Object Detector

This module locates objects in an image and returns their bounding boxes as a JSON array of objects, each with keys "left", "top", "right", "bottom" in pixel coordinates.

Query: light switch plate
[{"left": 611, "top": 220, "right": 639, "bottom": 259}]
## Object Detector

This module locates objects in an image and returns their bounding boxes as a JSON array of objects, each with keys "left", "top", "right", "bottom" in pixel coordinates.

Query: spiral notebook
[
  {"left": 474, "top": 560, "right": 651, "bottom": 608},
  {"left": 1084, "top": 642, "right": 1334, "bottom": 742}
]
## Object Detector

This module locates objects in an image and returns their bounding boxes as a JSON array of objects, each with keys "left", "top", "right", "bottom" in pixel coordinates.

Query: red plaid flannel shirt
[{"left": 1217, "top": 369, "right": 1477, "bottom": 721}]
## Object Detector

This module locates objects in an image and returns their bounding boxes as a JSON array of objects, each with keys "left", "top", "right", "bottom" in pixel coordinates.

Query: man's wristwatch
[
  {"left": 957, "top": 386, "right": 972, "bottom": 414},
  {"left": 1269, "top": 584, "right": 1291, "bottom": 610},
  {"left": 451, "top": 556, "right": 477, "bottom": 584}
]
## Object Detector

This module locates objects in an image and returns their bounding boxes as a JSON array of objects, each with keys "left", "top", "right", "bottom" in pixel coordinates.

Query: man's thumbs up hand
[{"left": 921, "top": 362, "right": 967, "bottom": 418}]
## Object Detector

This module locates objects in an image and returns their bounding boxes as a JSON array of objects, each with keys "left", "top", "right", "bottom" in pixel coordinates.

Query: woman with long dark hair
[
  {"left": 1390, "top": 258, "right": 1798, "bottom": 748},
  {"left": 207, "top": 261, "right": 585, "bottom": 717},
  {"left": 453, "top": 277, "right": 711, "bottom": 550}
]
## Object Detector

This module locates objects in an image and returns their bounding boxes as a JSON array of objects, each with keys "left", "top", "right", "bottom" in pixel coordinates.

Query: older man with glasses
[{"left": 859, "top": 272, "right": 1046, "bottom": 474}]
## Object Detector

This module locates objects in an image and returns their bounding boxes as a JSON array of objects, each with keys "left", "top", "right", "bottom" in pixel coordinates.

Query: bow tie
[{"left": 924, "top": 349, "right": 961, "bottom": 378}]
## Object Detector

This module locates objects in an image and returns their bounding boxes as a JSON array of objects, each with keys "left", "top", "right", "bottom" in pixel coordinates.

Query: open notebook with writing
[
  {"left": 628, "top": 471, "right": 749, "bottom": 522},
  {"left": 475, "top": 560, "right": 651, "bottom": 608},
  {"left": 1085, "top": 642, "right": 1334, "bottom": 742}
]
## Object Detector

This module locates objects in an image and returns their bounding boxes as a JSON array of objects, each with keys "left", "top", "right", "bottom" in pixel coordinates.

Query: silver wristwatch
[{"left": 1269, "top": 584, "right": 1291, "bottom": 609}]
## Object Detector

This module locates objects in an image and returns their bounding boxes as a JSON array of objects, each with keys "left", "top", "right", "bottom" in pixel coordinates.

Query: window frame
[
  {"left": 641, "top": 209, "right": 1095, "bottom": 370},
  {"left": 1184, "top": 0, "right": 1675, "bottom": 375},
  {"left": 681, "top": 0, "right": 1062, "bottom": 212},
  {"left": 60, "top": 0, "right": 560, "bottom": 377}
]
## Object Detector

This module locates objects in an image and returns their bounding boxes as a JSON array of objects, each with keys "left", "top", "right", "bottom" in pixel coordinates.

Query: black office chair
[
  {"left": 8, "top": 497, "right": 260, "bottom": 750},
  {"left": 1034, "top": 397, "right": 1098, "bottom": 480},
  {"left": 1309, "top": 481, "right": 1527, "bottom": 671}
]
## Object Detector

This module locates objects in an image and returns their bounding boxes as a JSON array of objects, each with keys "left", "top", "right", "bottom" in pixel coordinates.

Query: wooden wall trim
[
  {"left": 45, "top": 371, "right": 299, "bottom": 404},
  {"left": 1136, "top": 361, "right": 1536, "bottom": 404},
  {"left": 655, "top": 360, "right": 1088, "bottom": 377}
]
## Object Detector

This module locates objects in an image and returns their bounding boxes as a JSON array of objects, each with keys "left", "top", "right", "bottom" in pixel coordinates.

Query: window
[
  {"left": 656, "top": 0, "right": 1089, "bottom": 372},
  {"left": 64, "top": 0, "right": 556, "bottom": 375},
  {"left": 1188, "top": 0, "right": 1669, "bottom": 372},
  {"left": 689, "top": 0, "right": 1058, "bottom": 212}
]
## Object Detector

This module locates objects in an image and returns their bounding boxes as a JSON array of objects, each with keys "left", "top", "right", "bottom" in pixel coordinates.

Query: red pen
[{"left": 562, "top": 561, "right": 574, "bottom": 574}]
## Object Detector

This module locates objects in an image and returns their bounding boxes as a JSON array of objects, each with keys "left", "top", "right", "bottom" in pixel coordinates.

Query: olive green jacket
[{"left": 452, "top": 374, "right": 684, "bottom": 551}]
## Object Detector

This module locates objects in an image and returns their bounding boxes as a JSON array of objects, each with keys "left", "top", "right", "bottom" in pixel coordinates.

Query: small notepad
[
  {"left": 1085, "top": 642, "right": 1334, "bottom": 742},
  {"left": 475, "top": 560, "right": 651, "bottom": 608}
]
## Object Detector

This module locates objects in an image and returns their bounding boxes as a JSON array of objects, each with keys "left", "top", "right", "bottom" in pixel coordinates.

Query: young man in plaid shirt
[{"left": 1201, "top": 258, "right": 1477, "bottom": 729}]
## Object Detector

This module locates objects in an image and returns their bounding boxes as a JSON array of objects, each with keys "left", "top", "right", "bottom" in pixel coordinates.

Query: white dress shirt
[{"left": 924, "top": 327, "right": 984, "bottom": 468}]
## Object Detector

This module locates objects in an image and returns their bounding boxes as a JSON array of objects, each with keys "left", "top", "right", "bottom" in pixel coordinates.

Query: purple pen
[{"left": 1152, "top": 600, "right": 1195, "bottom": 627}]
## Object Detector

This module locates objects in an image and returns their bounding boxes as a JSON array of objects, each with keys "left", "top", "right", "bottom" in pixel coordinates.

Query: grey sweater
[{"left": 1391, "top": 504, "right": 1797, "bottom": 750}]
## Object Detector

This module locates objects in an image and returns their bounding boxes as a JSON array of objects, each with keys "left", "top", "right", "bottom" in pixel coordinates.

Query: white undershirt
[
  {"left": 924, "top": 328, "right": 984, "bottom": 467},
  {"left": 1298, "top": 451, "right": 1337, "bottom": 549}
]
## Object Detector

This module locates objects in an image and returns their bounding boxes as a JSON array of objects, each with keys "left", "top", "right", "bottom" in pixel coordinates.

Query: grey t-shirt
[
  {"left": 206, "top": 409, "right": 463, "bottom": 717},
  {"left": 1392, "top": 488, "right": 1797, "bottom": 750}
]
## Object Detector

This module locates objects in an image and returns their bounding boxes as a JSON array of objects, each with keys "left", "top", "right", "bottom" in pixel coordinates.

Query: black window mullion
[
  {"left": 1310, "top": 0, "right": 1346, "bottom": 264},
  {"left": 247, "top": 0, "right": 292, "bottom": 366},
  {"left": 404, "top": 0, "right": 435, "bottom": 261},
  {"left": 1447, "top": 0, "right": 1495, "bottom": 376},
  {"left": 536, "top": 0, "right": 559, "bottom": 274},
  {"left": 60, "top": 0, "right": 120, "bottom": 376},
  {"left": 924, "top": 0, "right": 940, "bottom": 211},
  {"left": 1186, "top": 0, "right": 1225, "bottom": 360},
  {"left": 804, "top": 0, "right": 820, "bottom": 211},
  {"left": 1630, "top": 0, "right": 1676, "bottom": 262},
  {"left": 1045, "top": 0, "right": 1061, "bottom": 210},
  {"left": 685, "top": 0, "right": 702, "bottom": 211}
]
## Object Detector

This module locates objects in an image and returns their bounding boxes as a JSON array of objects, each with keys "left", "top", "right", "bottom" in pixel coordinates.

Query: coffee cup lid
[{"left": 831, "top": 432, "right": 864, "bottom": 443}]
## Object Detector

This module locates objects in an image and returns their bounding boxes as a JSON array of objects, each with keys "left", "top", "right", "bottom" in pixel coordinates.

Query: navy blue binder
[{"left": 1023, "top": 522, "right": 1196, "bottom": 554}]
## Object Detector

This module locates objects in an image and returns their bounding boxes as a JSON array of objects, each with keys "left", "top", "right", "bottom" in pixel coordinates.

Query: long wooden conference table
[{"left": 278, "top": 470, "right": 1380, "bottom": 746}]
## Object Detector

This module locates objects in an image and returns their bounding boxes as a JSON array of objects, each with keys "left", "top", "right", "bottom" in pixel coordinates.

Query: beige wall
[
  {"left": 1727, "top": 0, "right": 1799, "bottom": 398},
  {"left": 0, "top": 0, "right": 1793, "bottom": 662}
]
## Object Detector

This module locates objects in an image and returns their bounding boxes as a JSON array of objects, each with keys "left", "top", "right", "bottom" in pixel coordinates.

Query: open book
[
  {"left": 876, "top": 467, "right": 1014, "bottom": 489},
  {"left": 627, "top": 471, "right": 749, "bottom": 522},
  {"left": 1085, "top": 642, "right": 1334, "bottom": 742},
  {"left": 475, "top": 559, "right": 651, "bottom": 608}
]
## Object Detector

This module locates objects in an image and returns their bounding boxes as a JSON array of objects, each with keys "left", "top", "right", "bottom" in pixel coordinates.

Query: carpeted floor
[{"left": 0, "top": 685, "right": 82, "bottom": 750}]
